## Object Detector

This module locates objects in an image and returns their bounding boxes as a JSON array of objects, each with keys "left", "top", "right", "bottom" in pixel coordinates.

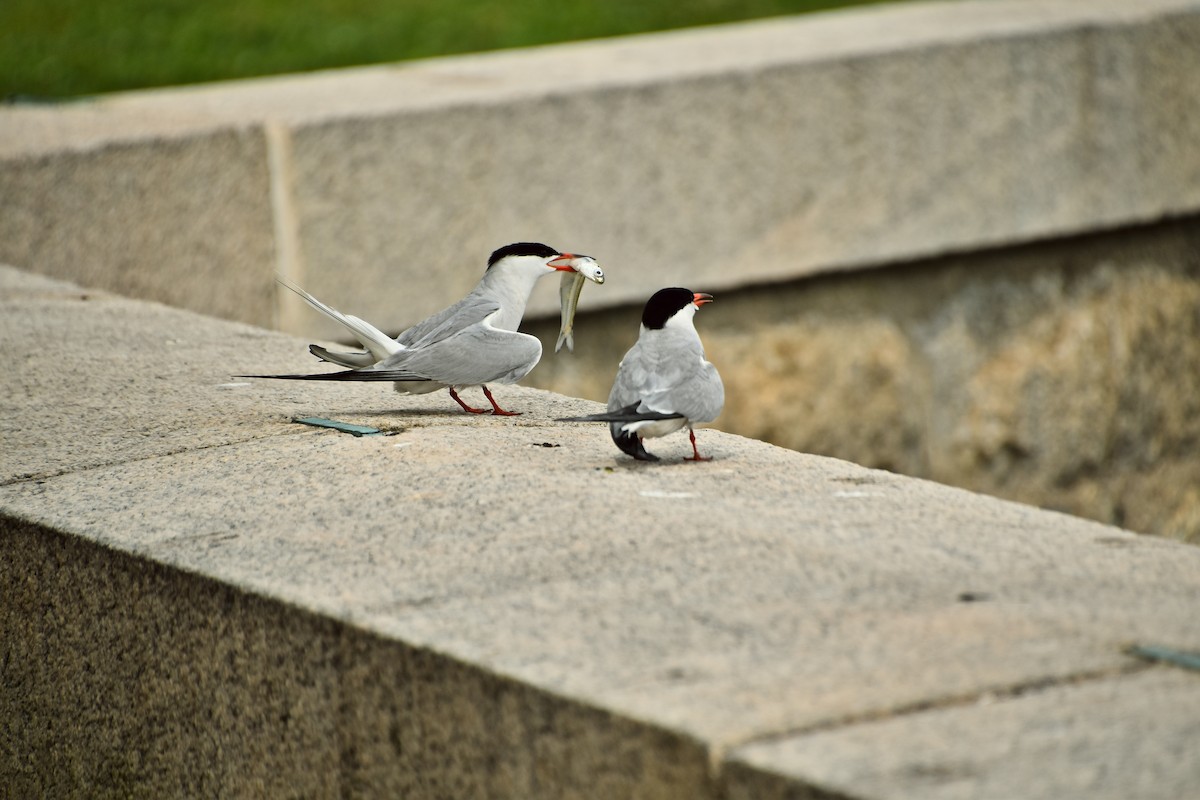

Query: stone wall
[
  {"left": 2, "top": 1, "right": 1198, "bottom": 336},
  {"left": 525, "top": 218, "right": 1200, "bottom": 543},
  {"left": 7, "top": 261, "right": 1200, "bottom": 797},
  {"left": 2, "top": 0, "right": 1198, "bottom": 542}
]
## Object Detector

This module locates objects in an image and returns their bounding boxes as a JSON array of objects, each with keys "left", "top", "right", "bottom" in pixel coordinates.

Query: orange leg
[
  {"left": 684, "top": 429, "right": 711, "bottom": 462},
  {"left": 482, "top": 386, "right": 520, "bottom": 416},
  {"left": 448, "top": 387, "right": 488, "bottom": 414}
]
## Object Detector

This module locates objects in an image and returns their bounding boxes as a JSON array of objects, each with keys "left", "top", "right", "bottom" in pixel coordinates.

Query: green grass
[{"left": 1, "top": 0, "right": 895, "bottom": 100}]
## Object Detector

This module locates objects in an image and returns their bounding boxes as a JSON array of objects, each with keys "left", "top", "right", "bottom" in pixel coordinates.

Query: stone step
[{"left": 3, "top": 263, "right": 1198, "bottom": 797}]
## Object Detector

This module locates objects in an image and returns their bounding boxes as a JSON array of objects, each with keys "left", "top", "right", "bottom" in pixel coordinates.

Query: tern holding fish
[
  {"left": 241, "top": 242, "right": 605, "bottom": 415},
  {"left": 558, "top": 287, "right": 724, "bottom": 461}
]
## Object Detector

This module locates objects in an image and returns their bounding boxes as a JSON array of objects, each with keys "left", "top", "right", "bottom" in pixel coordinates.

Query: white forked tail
[{"left": 277, "top": 275, "right": 403, "bottom": 366}]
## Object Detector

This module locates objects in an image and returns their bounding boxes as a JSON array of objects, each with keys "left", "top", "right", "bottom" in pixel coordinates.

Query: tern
[
  {"left": 559, "top": 287, "right": 724, "bottom": 461},
  {"left": 242, "top": 242, "right": 599, "bottom": 415}
]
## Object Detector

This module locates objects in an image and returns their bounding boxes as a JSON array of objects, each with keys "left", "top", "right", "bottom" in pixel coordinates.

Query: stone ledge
[
  {"left": 726, "top": 669, "right": 1200, "bottom": 800},
  {"left": 524, "top": 216, "right": 1200, "bottom": 542},
  {"left": 4, "top": 263, "right": 1199, "bottom": 797},
  {"left": 2, "top": 0, "right": 1198, "bottom": 337}
]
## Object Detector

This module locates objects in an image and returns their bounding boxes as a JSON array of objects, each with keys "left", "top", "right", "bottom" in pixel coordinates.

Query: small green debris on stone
[
  {"left": 293, "top": 416, "right": 383, "bottom": 437},
  {"left": 1128, "top": 644, "right": 1200, "bottom": 673}
]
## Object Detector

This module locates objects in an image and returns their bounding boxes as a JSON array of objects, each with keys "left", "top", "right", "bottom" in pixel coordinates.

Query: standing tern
[
  {"left": 558, "top": 287, "right": 724, "bottom": 461},
  {"left": 242, "top": 242, "right": 602, "bottom": 415}
]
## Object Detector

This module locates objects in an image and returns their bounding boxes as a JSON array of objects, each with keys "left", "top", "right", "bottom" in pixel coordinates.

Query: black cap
[
  {"left": 642, "top": 287, "right": 699, "bottom": 330},
  {"left": 487, "top": 242, "right": 560, "bottom": 269}
]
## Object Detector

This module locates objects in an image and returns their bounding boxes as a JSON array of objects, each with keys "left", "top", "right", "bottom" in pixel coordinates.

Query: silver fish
[
  {"left": 556, "top": 257, "right": 604, "bottom": 353},
  {"left": 574, "top": 258, "right": 604, "bottom": 284}
]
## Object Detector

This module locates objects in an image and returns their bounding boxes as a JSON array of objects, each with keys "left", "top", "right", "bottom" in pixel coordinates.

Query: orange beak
[
  {"left": 693, "top": 292, "right": 714, "bottom": 306},
  {"left": 548, "top": 253, "right": 577, "bottom": 272}
]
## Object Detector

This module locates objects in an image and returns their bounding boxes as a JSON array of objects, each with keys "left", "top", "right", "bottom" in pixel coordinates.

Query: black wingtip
[
  {"left": 555, "top": 403, "right": 684, "bottom": 425},
  {"left": 612, "top": 427, "right": 659, "bottom": 461},
  {"left": 235, "top": 372, "right": 356, "bottom": 381},
  {"left": 236, "top": 371, "right": 431, "bottom": 382}
]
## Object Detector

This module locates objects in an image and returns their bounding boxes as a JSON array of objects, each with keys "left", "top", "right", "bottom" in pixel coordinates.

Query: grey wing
[
  {"left": 397, "top": 295, "right": 497, "bottom": 348},
  {"left": 380, "top": 315, "right": 542, "bottom": 386},
  {"left": 607, "top": 348, "right": 650, "bottom": 411},
  {"left": 609, "top": 343, "right": 724, "bottom": 424},
  {"left": 654, "top": 359, "right": 724, "bottom": 424}
]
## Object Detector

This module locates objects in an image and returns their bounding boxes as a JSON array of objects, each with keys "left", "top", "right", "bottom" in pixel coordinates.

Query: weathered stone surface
[
  {"left": 714, "top": 317, "right": 927, "bottom": 477},
  {"left": 936, "top": 258, "right": 1200, "bottom": 539},
  {"left": 2, "top": 516, "right": 712, "bottom": 799},
  {"left": 725, "top": 669, "right": 1200, "bottom": 800},
  {"left": 5, "top": 263, "right": 1200, "bottom": 797},
  {"left": 526, "top": 218, "right": 1200, "bottom": 542},
  {"left": 0, "top": 129, "right": 277, "bottom": 326},
  {"left": 2, "top": 0, "right": 1198, "bottom": 338},
  {"left": 3, "top": 0, "right": 1197, "bottom": 543},
  {"left": 278, "top": 0, "right": 1200, "bottom": 340},
  {"left": 0, "top": 267, "right": 312, "bottom": 483}
]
